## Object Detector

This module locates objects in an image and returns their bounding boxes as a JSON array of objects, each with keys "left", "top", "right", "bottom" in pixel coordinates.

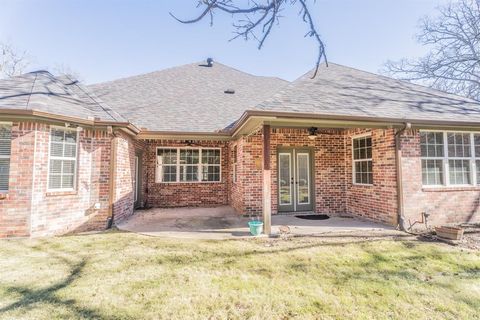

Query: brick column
[{"left": 263, "top": 124, "right": 272, "bottom": 234}]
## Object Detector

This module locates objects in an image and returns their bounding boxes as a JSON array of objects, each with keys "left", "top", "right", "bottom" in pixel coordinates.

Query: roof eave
[{"left": 229, "top": 110, "right": 480, "bottom": 136}]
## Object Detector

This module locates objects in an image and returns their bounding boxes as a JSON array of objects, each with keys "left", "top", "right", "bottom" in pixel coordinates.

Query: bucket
[{"left": 248, "top": 221, "right": 264, "bottom": 236}]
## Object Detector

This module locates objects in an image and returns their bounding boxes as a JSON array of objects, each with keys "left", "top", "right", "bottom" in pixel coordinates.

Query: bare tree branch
[
  {"left": 384, "top": 0, "right": 480, "bottom": 101},
  {"left": 171, "top": 0, "right": 327, "bottom": 77},
  {"left": 0, "top": 42, "right": 30, "bottom": 78}
]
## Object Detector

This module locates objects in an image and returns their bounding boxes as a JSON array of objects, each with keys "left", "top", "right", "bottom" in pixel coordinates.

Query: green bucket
[{"left": 248, "top": 221, "right": 264, "bottom": 236}]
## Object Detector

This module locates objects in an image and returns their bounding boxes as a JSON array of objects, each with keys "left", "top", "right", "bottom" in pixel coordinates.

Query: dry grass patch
[{"left": 0, "top": 231, "right": 479, "bottom": 319}]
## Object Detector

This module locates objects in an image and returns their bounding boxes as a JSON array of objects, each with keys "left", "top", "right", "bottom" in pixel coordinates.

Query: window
[
  {"left": 232, "top": 145, "right": 237, "bottom": 183},
  {"left": 48, "top": 127, "right": 78, "bottom": 190},
  {"left": 421, "top": 131, "right": 480, "bottom": 186},
  {"left": 156, "top": 148, "right": 221, "bottom": 182},
  {"left": 420, "top": 132, "right": 444, "bottom": 185},
  {"left": 156, "top": 149, "right": 177, "bottom": 182},
  {"left": 180, "top": 149, "right": 199, "bottom": 182},
  {"left": 352, "top": 135, "right": 373, "bottom": 185},
  {"left": 0, "top": 124, "right": 12, "bottom": 192},
  {"left": 447, "top": 132, "right": 471, "bottom": 185}
]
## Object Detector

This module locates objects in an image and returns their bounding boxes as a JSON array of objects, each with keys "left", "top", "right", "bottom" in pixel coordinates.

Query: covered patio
[{"left": 117, "top": 206, "right": 401, "bottom": 240}]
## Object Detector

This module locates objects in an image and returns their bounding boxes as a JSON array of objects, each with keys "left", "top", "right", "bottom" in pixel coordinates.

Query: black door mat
[{"left": 295, "top": 214, "right": 330, "bottom": 220}]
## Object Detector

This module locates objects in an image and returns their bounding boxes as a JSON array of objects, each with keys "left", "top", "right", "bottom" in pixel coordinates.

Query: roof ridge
[
  {"left": 89, "top": 61, "right": 289, "bottom": 87},
  {"left": 64, "top": 74, "right": 123, "bottom": 121},
  {"left": 25, "top": 72, "right": 38, "bottom": 110}
]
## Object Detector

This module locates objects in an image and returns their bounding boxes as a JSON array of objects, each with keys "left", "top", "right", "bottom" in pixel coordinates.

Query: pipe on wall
[{"left": 395, "top": 122, "right": 411, "bottom": 231}]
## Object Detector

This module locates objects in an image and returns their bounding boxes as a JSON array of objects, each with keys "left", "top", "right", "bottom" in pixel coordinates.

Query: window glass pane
[
  {"left": 422, "top": 159, "right": 443, "bottom": 185},
  {"left": 64, "top": 144, "right": 76, "bottom": 158},
  {"left": 449, "top": 160, "right": 471, "bottom": 185},
  {"left": 49, "top": 128, "right": 78, "bottom": 190},
  {"left": 202, "top": 165, "right": 220, "bottom": 181},
  {"left": 65, "top": 131, "right": 77, "bottom": 143},
  {"left": 180, "top": 149, "right": 199, "bottom": 164},
  {"left": 421, "top": 132, "right": 444, "bottom": 158},
  {"left": 202, "top": 149, "right": 220, "bottom": 164},
  {"left": 157, "top": 149, "right": 177, "bottom": 165},
  {"left": 50, "top": 142, "right": 64, "bottom": 157},
  {"left": 0, "top": 125, "right": 11, "bottom": 157},
  {"left": 447, "top": 132, "right": 470, "bottom": 157},
  {"left": 49, "top": 175, "right": 62, "bottom": 189},
  {"left": 62, "top": 175, "right": 74, "bottom": 189},
  {"left": 51, "top": 129, "right": 64, "bottom": 142},
  {"left": 476, "top": 160, "right": 480, "bottom": 185},
  {"left": 162, "top": 165, "right": 177, "bottom": 182},
  {"left": 354, "top": 159, "right": 373, "bottom": 184},
  {"left": 62, "top": 160, "right": 76, "bottom": 175},
  {"left": 0, "top": 158, "right": 9, "bottom": 191},
  {"left": 353, "top": 136, "right": 372, "bottom": 161},
  {"left": 49, "top": 160, "right": 62, "bottom": 175},
  {"left": 180, "top": 165, "right": 198, "bottom": 182},
  {"left": 474, "top": 134, "right": 480, "bottom": 157}
]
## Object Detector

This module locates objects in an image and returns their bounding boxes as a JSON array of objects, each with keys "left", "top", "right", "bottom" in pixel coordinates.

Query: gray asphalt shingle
[
  {"left": 0, "top": 71, "right": 126, "bottom": 122},
  {"left": 255, "top": 63, "right": 480, "bottom": 123},
  {"left": 88, "top": 62, "right": 289, "bottom": 132}
]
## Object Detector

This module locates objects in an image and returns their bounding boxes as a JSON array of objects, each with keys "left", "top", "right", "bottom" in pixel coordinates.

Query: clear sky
[{"left": 0, "top": 0, "right": 448, "bottom": 84}]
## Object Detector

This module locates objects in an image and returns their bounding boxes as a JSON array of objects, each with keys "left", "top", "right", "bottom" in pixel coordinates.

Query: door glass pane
[
  {"left": 279, "top": 153, "right": 291, "bottom": 205},
  {"left": 297, "top": 153, "right": 310, "bottom": 205}
]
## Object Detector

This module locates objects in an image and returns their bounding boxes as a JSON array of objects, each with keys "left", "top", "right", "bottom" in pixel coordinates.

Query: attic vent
[
  {"left": 207, "top": 58, "right": 213, "bottom": 67},
  {"left": 224, "top": 89, "right": 235, "bottom": 94}
]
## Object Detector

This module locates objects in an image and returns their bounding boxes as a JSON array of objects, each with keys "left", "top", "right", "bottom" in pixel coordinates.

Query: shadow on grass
[{"left": 0, "top": 243, "right": 125, "bottom": 320}]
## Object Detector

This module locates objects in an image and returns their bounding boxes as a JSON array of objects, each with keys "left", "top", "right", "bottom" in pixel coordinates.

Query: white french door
[{"left": 278, "top": 148, "right": 313, "bottom": 212}]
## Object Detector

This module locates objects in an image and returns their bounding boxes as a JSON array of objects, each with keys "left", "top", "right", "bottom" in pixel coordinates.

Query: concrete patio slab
[{"left": 117, "top": 206, "right": 403, "bottom": 240}]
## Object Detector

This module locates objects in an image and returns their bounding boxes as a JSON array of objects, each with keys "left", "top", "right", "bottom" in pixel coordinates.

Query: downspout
[
  {"left": 395, "top": 122, "right": 411, "bottom": 231},
  {"left": 107, "top": 126, "right": 117, "bottom": 229}
]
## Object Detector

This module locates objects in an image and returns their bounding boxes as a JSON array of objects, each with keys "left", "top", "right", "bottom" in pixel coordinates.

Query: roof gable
[{"left": 88, "top": 62, "right": 288, "bottom": 132}]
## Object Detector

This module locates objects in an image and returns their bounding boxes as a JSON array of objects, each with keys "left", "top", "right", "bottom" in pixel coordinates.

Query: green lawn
[{"left": 0, "top": 231, "right": 479, "bottom": 320}]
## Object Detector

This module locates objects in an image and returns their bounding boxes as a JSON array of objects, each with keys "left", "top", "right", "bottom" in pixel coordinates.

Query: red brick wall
[
  {"left": 401, "top": 130, "right": 480, "bottom": 227},
  {"left": 229, "top": 140, "right": 244, "bottom": 213},
  {"left": 345, "top": 129, "right": 398, "bottom": 225},
  {"left": 271, "top": 128, "right": 346, "bottom": 215},
  {"left": 232, "top": 127, "right": 398, "bottom": 225},
  {"left": 0, "top": 122, "right": 35, "bottom": 237},
  {"left": 0, "top": 121, "right": 117, "bottom": 237},
  {"left": 29, "top": 124, "right": 113, "bottom": 237},
  {"left": 111, "top": 132, "right": 142, "bottom": 221},
  {"left": 231, "top": 127, "right": 346, "bottom": 216},
  {"left": 141, "top": 139, "right": 230, "bottom": 208}
]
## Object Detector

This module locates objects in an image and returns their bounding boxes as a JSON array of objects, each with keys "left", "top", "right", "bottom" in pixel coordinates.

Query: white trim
[
  {"left": 278, "top": 152, "right": 292, "bottom": 206},
  {"left": 232, "top": 144, "right": 238, "bottom": 184},
  {"left": 420, "top": 131, "right": 480, "bottom": 187},
  {"left": 293, "top": 149, "right": 297, "bottom": 211},
  {"left": 134, "top": 155, "right": 139, "bottom": 202},
  {"left": 296, "top": 152, "right": 311, "bottom": 205},
  {"left": 351, "top": 132, "right": 372, "bottom": 140},
  {"left": 0, "top": 123, "right": 12, "bottom": 193},
  {"left": 155, "top": 147, "right": 222, "bottom": 183},
  {"left": 352, "top": 134, "right": 373, "bottom": 186},
  {"left": 46, "top": 126, "right": 79, "bottom": 192}
]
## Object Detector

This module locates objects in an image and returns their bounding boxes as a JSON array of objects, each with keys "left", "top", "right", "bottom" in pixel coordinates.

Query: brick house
[{"left": 1, "top": 60, "right": 480, "bottom": 237}]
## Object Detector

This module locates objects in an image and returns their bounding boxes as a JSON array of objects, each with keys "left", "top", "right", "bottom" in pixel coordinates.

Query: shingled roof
[
  {"left": 0, "top": 71, "right": 126, "bottom": 122},
  {"left": 88, "top": 62, "right": 288, "bottom": 132},
  {"left": 255, "top": 63, "right": 480, "bottom": 124}
]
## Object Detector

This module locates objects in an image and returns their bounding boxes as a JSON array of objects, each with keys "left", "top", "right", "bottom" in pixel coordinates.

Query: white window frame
[
  {"left": 352, "top": 133, "right": 373, "bottom": 186},
  {"left": 0, "top": 122, "right": 12, "bottom": 193},
  {"left": 232, "top": 145, "right": 237, "bottom": 183},
  {"left": 421, "top": 130, "right": 480, "bottom": 188},
  {"left": 47, "top": 126, "right": 79, "bottom": 192},
  {"left": 155, "top": 147, "right": 222, "bottom": 183}
]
